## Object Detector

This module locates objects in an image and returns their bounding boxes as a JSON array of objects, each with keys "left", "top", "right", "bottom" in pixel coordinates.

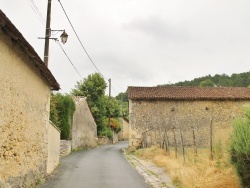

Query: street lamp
[
  {"left": 39, "top": 30, "right": 68, "bottom": 51},
  {"left": 60, "top": 30, "right": 68, "bottom": 44},
  {"left": 49, "top": 29, "right": 68, "bottom": 44},
  {"left": 43, "top": 0, "right": 68, "bottom": 67}
]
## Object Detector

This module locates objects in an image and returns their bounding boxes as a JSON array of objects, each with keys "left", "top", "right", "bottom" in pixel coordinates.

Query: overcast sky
[{"left": 1, "top": 1, "right": 250, "bottom": 96}]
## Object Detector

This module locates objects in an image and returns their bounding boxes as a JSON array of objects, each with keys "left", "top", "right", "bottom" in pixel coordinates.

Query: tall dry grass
[{"left": 134, "top": 146, "right": 241, "bottom": 188}]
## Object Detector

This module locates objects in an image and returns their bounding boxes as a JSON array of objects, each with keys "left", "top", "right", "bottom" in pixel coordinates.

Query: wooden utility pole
[
  {"left": 108, "top": 78, "right": 111, "bottom": 98},
  {"left": 108, "top": 79, "right": 114, "bottom": 143},
  {"left": 44, "top": 0, "right": 52, "bottom": 67}
]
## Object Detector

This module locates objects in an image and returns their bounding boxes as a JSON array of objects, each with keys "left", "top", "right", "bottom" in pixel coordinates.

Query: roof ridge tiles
[{"left": 128, "top": 86, "right": 250, "bottom": 100}]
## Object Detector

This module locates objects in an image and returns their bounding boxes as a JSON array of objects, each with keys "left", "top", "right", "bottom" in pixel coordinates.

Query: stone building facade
[
  {"left": 118, "top": 118, "right": 129, "bottom": 141},
  {"left": 128, "top": 86, "right": 250, "bottom": 149},
  {"left": 0, "top": 10, "right": 60, "bottom": 187},
  {"left": 72, "top": 97, "right": 97, "bottom": 149}
]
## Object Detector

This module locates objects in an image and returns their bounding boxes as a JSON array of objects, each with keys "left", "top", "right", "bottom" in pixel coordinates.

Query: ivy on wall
[{"left": 50, "top": 93, "right": 76, "bottom": 140}]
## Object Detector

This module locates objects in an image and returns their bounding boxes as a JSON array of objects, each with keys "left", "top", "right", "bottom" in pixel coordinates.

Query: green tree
[
  {"left": 216, "top": 74, "right": 231, "bottom": 87},
  {"left": 106, "top": 97, "right": 120, "bottom": 118},
  {"left": 71, "top": 73, "right": 107, "bottom": 102},
  {"left": 231, "top": 74, "right": 244, "bottom": 87},
  {"left": 115, "top": 92, "right": 129, "bottom": 119},
  {"left": 116, "top": 92, "right": 128, "bottom": 102},
  {"left": 159, "top": 71, "right": 250, "bottom": 88},
  {"left": 50, "top": 93, "right": 75, "bottom": 139},
  {"left": 71, "top": 73, "right": 122, "bottom": 136},
  {"left": 241, "top": 72, "right": 250, "bottom": 86},
  {"left": 72, "top": 73, "right": 107, "bottom": 133},
  {"left": 199, "top": 79, "right": 214, "bottom": 87}
]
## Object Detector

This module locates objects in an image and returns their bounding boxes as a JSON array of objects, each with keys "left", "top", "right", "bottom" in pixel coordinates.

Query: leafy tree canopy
[
  {"left": 71, "top": 73, "right": 107, "bottom": 102},
  {"left": 159, "top": 71, "right": 250, "bottom": 87},
  {"left": 71, "top": 73, "right": 122, "bottom": 137},
  {"left": 115, "top": 92, "right": 129, "bottom": 120},
  {"left": 199, "top": 79, "right": 215, "bottom": 87},
  {"left": 116, "top": 92, "right": 128, "bottom": 102}
]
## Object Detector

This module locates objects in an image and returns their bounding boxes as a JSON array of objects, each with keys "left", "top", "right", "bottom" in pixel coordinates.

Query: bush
[
  {"left": 230, "top": 107, "right": 250, "bottom": 187},
  {"left": 50, "top": 93, "right": 75, "bottom": 140},
  {"left": 110, "top": 118, "right": 121, "bottom": 133},
  {"left": 100, "top": 127, "right": 113, "bottom": 139}
]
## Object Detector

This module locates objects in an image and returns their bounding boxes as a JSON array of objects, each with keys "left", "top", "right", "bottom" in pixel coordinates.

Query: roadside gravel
[{"left": 123, "top": 149, "right": 175, "bottom": 188}]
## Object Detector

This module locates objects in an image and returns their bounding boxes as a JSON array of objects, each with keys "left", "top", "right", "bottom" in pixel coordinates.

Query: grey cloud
[
  {"left": 3, "top": 1, "right": 250, "bottom": 95},
  {"left": 124, "top": 16, "right": 190, "bottom": 42}
]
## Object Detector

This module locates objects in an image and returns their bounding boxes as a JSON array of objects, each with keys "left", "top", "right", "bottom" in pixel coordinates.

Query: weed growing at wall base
[{"left": 71, "top": 147, "right": 89, "bottom": 153}]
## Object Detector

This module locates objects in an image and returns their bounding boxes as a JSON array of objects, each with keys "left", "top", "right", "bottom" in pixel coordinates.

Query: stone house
[
  {"left": 128, "top": 86, "right": 250, "bottom": 149},
  {"left": 0, "top": 10, "right": 60, "bottom": 187},
  {"left": 71, "top": 97, "right": 97, "bottom": 149},
  {"left": 118, "top": 118, "right": 129, "bottom": 141},
  {"left": 60, "top": 97, "right": 98, "bottom": 156}
]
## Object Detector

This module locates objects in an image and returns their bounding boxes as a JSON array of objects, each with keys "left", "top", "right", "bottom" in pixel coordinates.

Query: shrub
[
  {"left": 50, "top": 93, "right": 75, "bottom": 140},
  {"left": 230, "top": 107, "right": 250, "bottom": 187},
  {"left": 110, "top": 118, "right": 121, "bottom": 133},
  {"left": 100, "top": 127, "right": 113, "bottom": 139}
]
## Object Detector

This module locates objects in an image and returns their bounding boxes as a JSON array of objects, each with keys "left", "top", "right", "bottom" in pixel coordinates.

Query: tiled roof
[
  {"left": 128, "top": 86, "right": 250, "bottom": 100},
  {"left": 0, "top": 10, "right": 60, "bottom": 90}
]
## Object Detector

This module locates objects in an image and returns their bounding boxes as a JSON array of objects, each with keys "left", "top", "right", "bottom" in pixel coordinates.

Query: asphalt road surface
[{"left": 41, "top": 141, "right": 151, "bottom": 188}]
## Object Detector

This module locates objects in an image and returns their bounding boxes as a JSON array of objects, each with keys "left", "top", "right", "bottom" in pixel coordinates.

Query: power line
[
  {"left": 26, "top": 0, "right": 45, "bottom": 25},
  {"left": 57, "top": 0, "right": 126, "bottom": 95},
  {"left": 56, "top": 40, "right": 83, "bottom": 79},
  {"left": 26, "top": 0, "right": 84, "bottom": 83},
  {"left": 111, "top": 85, "right": 119, "bottom": 96},
  {"left": 57, "top": 0, "right": 104, "bottom": 78},
  {"left": 112, "top": 80, "right": 126, "bottom": 92},
  {"left": 30, "top": 0, "right": 45, "bottom": 23}
]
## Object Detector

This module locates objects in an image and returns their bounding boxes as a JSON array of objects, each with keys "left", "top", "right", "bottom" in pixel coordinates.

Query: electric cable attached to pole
[
  {"left": 57, "top": 40, "right": 83, "bottom": 79},
  {"left": 57, "top": 0, "right": 125, "bottom": 95},
  {"left": 57, "top": 0, "right": 104, "bottom": 78}
]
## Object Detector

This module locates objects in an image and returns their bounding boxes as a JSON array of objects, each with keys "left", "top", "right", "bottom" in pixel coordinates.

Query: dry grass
[{"left": 134, "top": 146, "right": 241, "bottom": 188}]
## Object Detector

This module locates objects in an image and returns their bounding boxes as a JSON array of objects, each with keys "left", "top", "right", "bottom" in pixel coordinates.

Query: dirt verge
[{"left": 123, "top": 149, "right": 175, "bottom": 188}]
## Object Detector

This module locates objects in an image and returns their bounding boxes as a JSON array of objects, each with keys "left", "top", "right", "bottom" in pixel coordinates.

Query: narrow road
[{"left": 41, "top": 141, "right": 151, "bottom": 188}]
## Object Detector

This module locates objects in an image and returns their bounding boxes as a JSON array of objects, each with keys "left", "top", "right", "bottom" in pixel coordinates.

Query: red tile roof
[
  {"left": 0, "top": 10, "right": 60, "bottom": 90},
  {"left": 128, "top": 86, "right": 250, "bottom": 100}
]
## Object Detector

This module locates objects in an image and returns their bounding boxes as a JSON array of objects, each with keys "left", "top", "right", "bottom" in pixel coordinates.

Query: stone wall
[
  {"left": 0, "top": 30, "right": 51, "bottom": 187},
  {"left": 113, "top": 131, "right": 118, "bottom": 144},
  {"left": 71, "top": 97, "right": 97, "bottom": 149},
  {"left": 60, "top": 140, "right": 72, "bottom": 157},
  {"left": 97, "top": 136, "right": 112, "bottom": 145},
  {"left": 47, "top": 122, "right": 60, "bottom": 173},
  {"left": 97, "top": 135, "right": 118, "bottom": 145},
  {"left": 129, "top": 99, "right": 250, "bottom": 148},
  {"left": 118, "top": 118, "right": 129, "bottom": 141}
]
